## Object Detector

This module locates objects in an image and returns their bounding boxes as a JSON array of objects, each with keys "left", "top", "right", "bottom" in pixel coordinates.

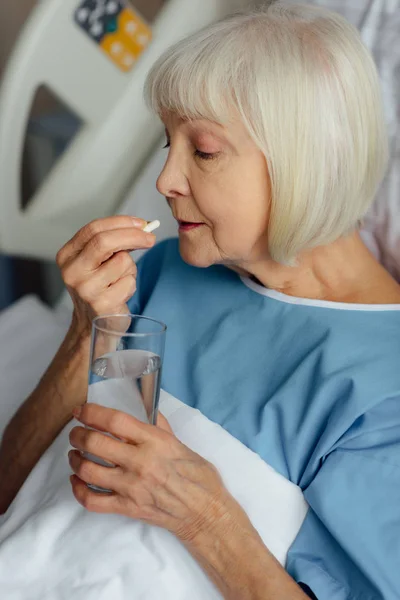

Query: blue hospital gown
[{"left": 128, "top": 239, "right": 400, "bottom": 600}]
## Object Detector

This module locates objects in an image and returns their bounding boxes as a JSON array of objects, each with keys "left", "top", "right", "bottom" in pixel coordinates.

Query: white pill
[{"left": 143, "top": 220, "right": 161, "bottom": 233}]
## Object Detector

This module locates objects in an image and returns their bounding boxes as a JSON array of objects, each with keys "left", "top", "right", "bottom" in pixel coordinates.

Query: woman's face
[{"left": 157, "top": 112, "right": 271, "bottom": 269}]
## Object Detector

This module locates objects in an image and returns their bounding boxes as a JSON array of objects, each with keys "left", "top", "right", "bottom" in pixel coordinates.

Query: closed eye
[
  {"left": 194, "top": 150, "right": 217, "bottom": 161},
  {"left": 163, "top": 140, "right": 217, "bottom": 161}
]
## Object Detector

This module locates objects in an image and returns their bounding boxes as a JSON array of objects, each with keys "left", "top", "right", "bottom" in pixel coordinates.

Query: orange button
[
  {"left": 118, "top": 7, "right": 152, "bottom": 49},
  {"left": 100, "top": 7, "right": 152, "bottom": 73}
]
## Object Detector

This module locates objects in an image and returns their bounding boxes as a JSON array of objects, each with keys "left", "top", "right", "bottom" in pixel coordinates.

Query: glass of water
[{"left": 84, "top": 314, "right": 167, "bottom": 492}]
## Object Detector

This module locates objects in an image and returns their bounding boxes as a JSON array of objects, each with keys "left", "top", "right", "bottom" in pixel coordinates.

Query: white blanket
[{"left": 0, "top": 386, "right": 308, "bottom": 599}]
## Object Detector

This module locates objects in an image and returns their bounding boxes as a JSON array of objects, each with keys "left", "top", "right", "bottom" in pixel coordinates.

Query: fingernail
[
  {"left": 73, "top": 406, "right": 82, "bottom": 419},
  {"left": 131, "top": 218, "right": 146, "bottom": 228}
]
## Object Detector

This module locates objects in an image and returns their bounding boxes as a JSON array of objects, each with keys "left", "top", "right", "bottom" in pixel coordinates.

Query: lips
[
  {"left": 178, "top": 220, "right": 204, "bottom": 231},
  {"left": 178, "top": 220, "right": 203, "bottom": 226}
]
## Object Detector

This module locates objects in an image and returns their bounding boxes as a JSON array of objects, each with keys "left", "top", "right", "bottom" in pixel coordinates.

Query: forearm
[
  {"left": 0, "top": 328, "right": 90, "bottom": 514},
  {"left": 183, "top": 500, "right": 309, "bottom": 600}
]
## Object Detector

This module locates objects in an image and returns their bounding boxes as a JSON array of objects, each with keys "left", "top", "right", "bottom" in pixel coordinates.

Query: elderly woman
[{"left": 1, "top": 2, "right": 400, "bottom": 599}]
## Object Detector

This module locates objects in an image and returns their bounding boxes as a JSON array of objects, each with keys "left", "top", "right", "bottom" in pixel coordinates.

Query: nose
[{"left": 156, "top": 152, "right": 191, "bottom": 199}]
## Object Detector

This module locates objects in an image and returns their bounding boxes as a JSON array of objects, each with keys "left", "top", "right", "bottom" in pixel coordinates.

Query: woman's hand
[
  {"left": 68, "top": 403, "right": 232, "bottom": 542},
  {"left": 68, "top": 404, "right": 309, "bottom": 600},
  {"left": 56, "top": 216, "right": 156, "bottom": 340}
]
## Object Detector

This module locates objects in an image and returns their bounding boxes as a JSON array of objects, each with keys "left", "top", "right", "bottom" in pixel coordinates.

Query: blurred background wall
[{"left": 0, "top": 1, "right": 166, "bottom": 310}]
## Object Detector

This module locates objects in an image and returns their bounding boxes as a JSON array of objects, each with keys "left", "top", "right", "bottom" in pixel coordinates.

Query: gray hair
[{"left": 144, "top": 2, "right": 389, "bottom": 263}]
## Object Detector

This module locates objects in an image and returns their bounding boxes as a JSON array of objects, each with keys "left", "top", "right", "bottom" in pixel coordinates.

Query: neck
[{"left": 234, "top": 232, "right": 400, "bottom": 304}]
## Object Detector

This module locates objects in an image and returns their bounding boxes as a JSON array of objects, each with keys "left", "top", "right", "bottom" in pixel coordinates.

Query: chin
[{"left": 178, "top": 238, "right": 216, "bottom": 268}]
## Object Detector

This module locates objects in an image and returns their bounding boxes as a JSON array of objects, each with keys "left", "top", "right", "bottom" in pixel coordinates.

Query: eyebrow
[
  {"left": 163, "top": 119, "right": 237, "bottom": 153},
  {"left": 186, "top": 120, "right": 224, "bottom": 136},
  {"left": 185, "top": 121, "right": 236, "bottom": 150}
]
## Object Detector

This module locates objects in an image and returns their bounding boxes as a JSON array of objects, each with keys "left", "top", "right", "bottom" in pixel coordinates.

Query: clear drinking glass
[{"left": 83, "top": 314, "right": 167, "bottom": 492}]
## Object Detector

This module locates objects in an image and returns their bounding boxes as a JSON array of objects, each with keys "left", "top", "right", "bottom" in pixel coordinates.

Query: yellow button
[
  {"left": 118, "top": 7, "right": 152, "bottom": 49},
  {"left": 100, "top": 7, "right": 152, "bottom": 73}
]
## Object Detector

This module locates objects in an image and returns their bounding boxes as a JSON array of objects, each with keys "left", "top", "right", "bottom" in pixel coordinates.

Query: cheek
[
  {"left": 198, "top": 159, "right": 270, "bottom": 221},
  {"left": 210, "top": 183, "right": 270, "bottom": 248},
  {"left": 228, "top": 163, "right": 270, "bottom": 235},
  {"left": 188, "top": 157, "right": 271, "bottom": 259}
]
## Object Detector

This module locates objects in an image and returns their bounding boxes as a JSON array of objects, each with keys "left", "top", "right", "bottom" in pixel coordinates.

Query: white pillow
[{"left": 0, "top": 295, "right": 68, "bottom": 439}]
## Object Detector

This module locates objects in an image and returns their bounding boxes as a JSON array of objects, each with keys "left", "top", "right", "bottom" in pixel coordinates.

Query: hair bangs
[{"left": 144, "top": 28, "right": 242, "bottom": 124}]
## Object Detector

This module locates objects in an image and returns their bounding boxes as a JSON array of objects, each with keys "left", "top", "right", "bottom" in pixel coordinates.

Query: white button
[
  {"left": 111, "top": 42, "right": 123, "bottom": 55},
  {"left": 137, "top": 33, "right": 149, "bottom": 46},
  {"left": 125, "top": 21, "right": 138, "bottom": 35},
  {"left": 106, "top": 1, "right": 118, "bottom": 14},
  {"left": 77, "top": 8, "right": 89, "bottom": 23},
  {"left": 90, "top": 22, "right": 103, "bottom": 36},
  {"left": 89, "top": 5, "right": 105, "bottom": 24},
  {"left": 122, "top": 54, "right": 135, "bottom": 67}
]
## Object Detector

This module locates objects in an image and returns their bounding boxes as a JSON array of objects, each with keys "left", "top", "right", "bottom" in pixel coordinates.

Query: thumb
[{"left": 156, "top": 412, "right": 174, "bottom": 434}]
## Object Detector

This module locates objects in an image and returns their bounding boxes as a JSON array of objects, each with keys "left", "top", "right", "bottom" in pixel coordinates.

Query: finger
[
  {"left": 74, "top": 403, "right": 151, "bottom": 445},
  {"left": 68, "top": 450, "right": 124, "bottom": 492},
  {"left": 69, "top": 425, "right": 133, "bottom": 468},
  {"left": 56, "top": 216, "right": 146, "bottom": 268},
  {"left": 156, "top": 412, "right": 174, "bottom": 435},
  {"left": 90, "top": 273, "right": 136, "bottom": 315},
  {"left": 70, "top": 474, "right": 126, "bottom": 514},
  {"left": 67, "top": 228, "right": 155, "bottom": 275},
  {"left": 71, "top": 252, "right": 137, "bottom": 302}
]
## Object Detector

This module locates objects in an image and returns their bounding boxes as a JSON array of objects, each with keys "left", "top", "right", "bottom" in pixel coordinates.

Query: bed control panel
[{"left": 74, "top": 0, "right": 152, "bottom": 72}]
